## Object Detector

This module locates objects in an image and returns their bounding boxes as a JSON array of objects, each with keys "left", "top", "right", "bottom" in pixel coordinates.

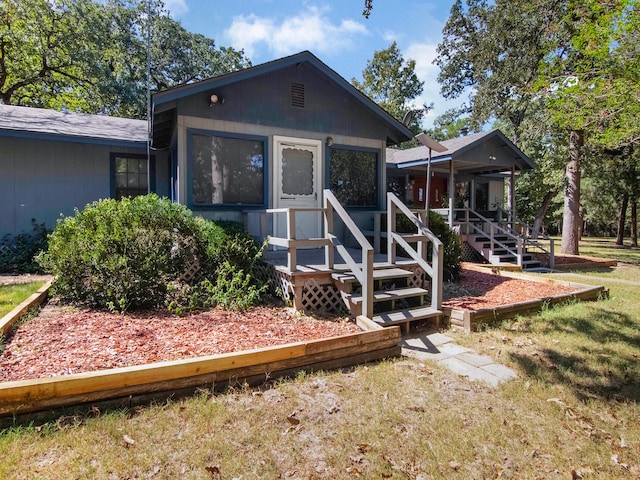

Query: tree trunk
[
  {"left": 560, "top": 129, "right": 583, "bottom": 255},
  {"left": 615, "top": 193, "right": 628, "bottom": 246},
  {"left": 631, "top": 199, "right": 637, "bottom": 247},
  {"left": 531, "top": 189, "right": 557, "bottom": 239}
]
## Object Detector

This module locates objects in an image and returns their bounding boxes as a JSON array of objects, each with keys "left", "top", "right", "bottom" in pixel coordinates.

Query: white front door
[{"left": 274, "top": 136, "right": 322, "bottom": 240}]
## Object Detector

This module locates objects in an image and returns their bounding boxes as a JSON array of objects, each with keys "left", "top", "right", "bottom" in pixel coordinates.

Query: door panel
[{"left": 274, "top": 137, "right": 322, "bottom": 240}]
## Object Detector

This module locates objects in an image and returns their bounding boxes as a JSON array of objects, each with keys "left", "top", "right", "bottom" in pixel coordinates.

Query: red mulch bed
[
  {"left": 0, "top": 306, "right": 358, "bottom": 383},
  {"left": 1, "top": 267, "right": 581, "bottom": 383},
  {"left": 442, "top": 268, "right": 579, "bottom": 310}
]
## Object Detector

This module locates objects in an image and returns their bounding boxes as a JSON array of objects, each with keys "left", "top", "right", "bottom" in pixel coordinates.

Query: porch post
[
  {"left": 425, "top": 147, "right": 432, "bottom": 228},
  {"left": 510, "top": 166, "right": 516, "bottom": 230},
  {"left": 448, "top": 160, "right": 455, "bottom": 228}
]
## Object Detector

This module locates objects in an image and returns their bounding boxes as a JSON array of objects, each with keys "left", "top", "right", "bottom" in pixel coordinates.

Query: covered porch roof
[{"left": 386, "top": 129, "right": 534, "bottom": 176}]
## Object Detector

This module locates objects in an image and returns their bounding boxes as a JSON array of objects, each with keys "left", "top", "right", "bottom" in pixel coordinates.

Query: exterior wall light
[{"left": 209, "top": 94, "right": 224, "bottom": 107}]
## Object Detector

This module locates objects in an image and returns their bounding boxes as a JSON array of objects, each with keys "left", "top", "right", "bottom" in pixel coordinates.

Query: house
[
  {"left": 0, "top": 51, "right": 541, "bottom": 329},
  {"left": 0, "top": 105, "right": 170, "bottom": 238},
  {"left": 150, "top": 50, "right": 412, "bottom": 240},
  {"left": 387, "top": 130, "right": 548, "bottom": 270},
  {"left": 387, "top": 129, "right": 534, "bottom": 218}
]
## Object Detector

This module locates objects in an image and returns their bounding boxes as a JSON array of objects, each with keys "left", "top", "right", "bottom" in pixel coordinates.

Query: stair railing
[
  {"left": 494, "top": 207, "right": 555, "bottom": 269},
  {"left": 323, "top": 189, "right": 374, "bottom": 318},
  {"left": 459, "top": 208, "right": 524, "bottom": 266},
  {"left": 387, "top": 193, "right": 443, "bottom": 310}
]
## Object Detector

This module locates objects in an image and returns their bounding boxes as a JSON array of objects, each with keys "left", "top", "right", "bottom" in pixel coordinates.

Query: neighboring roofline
[
  {"left": 395, "top": 155, "right": 453, "bottom": 168},
  {"left": 0, "top": 128, "right": 147, "bottom": 148},
  {"left": 441, "top": 129, "right": 533, "bottom": 169},
  {"left": 0, "top": 104, "right": 148, "bottom": 146},
  {"left": 388, "top": 129, "right": 535, "bottom": 170},
  {"left": 152, "top": 50, "right": 413, "bottom": 144}
]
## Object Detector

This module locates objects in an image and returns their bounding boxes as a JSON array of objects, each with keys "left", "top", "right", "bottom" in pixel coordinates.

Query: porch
[{"left": 248, "top": 190, "right": 444, "bottom": 334}]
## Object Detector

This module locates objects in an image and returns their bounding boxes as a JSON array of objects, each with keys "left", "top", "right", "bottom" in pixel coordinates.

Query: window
[
  {"left": 111, "top": 154, "right": 153, "bottom": 200},
  {"left": 190, "top": 132, "right": 265, "bottom": 206},
  {"left": 329, "top": 147, "right": 379, "bottom": 207}
]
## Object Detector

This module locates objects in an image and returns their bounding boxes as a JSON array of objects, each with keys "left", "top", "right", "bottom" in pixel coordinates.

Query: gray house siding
[
  {"left": 0, "top": 136, "right": 169, "bottom": 238},
  {"left": 173, "top": 63, "right": 394, "bottom": 141}
]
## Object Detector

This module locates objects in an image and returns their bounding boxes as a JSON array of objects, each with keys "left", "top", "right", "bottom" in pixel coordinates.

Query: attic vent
[{"left": 290, "top": 83, "right": 305, "bottom": 108}]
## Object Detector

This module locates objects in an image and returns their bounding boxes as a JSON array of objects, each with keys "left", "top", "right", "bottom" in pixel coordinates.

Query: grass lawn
[
  {"left": 1, "top": 242, "right": 639, "bottom": 479},
  {"left": 0, "top": 282, "right": 44, "bottom": 318}
]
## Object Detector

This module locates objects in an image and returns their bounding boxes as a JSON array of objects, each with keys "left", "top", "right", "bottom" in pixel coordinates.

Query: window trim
[
  {"left": 110, "top": 152, "right": 155, "bottom": 199},
  {"left": 325, "top": 144, "right": 382, "bottom": 210},
  {"left": 186, "top": 128, "right": 269, "bottom": 210}
]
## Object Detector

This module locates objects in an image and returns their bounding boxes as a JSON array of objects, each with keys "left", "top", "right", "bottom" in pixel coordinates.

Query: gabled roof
[
  {"left": 387, "top": 129, "right": 534, "bottom": 174},
  {"left": 0, "top": 104, "right": 148, "bottom": 147},
  {"left": 152, "top": 50, "right": 413, "bottom": 147}
]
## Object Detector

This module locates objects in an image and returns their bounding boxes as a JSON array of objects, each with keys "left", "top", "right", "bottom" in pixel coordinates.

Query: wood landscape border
[
  {"left": 0, "top": 285, "right": 401, "bottom": 419},
  {"left": 444, "top": 266, "right": 609, "bottom": 331},
  {"left": 0, "top": 279, "right": 52, "bottom": 338}
]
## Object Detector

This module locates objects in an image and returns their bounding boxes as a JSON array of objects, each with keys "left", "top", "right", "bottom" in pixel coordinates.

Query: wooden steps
[
  {"left": 349, "top": 287, "right": 429, "bottom": 305},
  {"left": 373, "top": 306, "right": 441, "bottom": 326},
  {"left": 332, "top": 265, "right": 441, "bottom": 334},
  {"left": 468, "top": 232, "right": 542, "bottom": 271}
]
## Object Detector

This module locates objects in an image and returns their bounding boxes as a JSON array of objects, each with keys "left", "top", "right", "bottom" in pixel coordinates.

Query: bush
[
  {"left": 425, "top": 210, "right": 462, "bottom": 282},
  {"left": 0, "top": 220, "right": 49, "bottom": 274},
  {"left": 37, "top": 195, "right": 264, "bottom": 312},
  {"left": 385, "top": 210, "right": 461, "bottom": 282}
]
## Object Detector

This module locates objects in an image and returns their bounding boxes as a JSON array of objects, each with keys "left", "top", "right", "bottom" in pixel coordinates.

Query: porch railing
[
  {"left": 455, "top": 208, "right": 525, "bottom": 267},
  {"left": 261, "top": 190, "right": 375, "bottom": 318},
  {"left": 263, "top": 207, "right": 330, "bottom": 272},
  {"left": 387, "top": 194, "right": 443, "bottom": 310},
  {"left": 323, "top": 190, "right": 374, "bottom": 318},
  {"left": 494, "top": 207, "right": 555, "bottom": 269}
]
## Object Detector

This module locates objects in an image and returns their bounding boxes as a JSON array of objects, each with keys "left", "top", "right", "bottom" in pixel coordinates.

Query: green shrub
[
  {"left": 0, "top": 220, "right": 49, "bottom": 273},
  {"left": 37, "top": 195, "right": 264, "bottom": 312},
  {"left": 384, "top": 210, "right": 461, "bottom": 282},
  {"left": 426, "top": 210, "right": 462, "bottom": 282}
]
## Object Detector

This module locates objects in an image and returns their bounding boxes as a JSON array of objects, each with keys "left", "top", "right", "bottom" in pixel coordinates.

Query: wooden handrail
[
  {"left": 323, "top": 189, "right": 374, "bottom": 318},
  {"left": 387, "top": 194, "right": 443, "bottom": 310}
]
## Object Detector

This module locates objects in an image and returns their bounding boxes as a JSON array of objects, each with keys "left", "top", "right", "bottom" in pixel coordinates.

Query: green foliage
[
  {"left": 352, "top": 42, "right": 427, "bottom": 136},
  {"left": 201, "top": 261, "right": 266, "bottom": 311},
  {"left": 0, "top": 0, "right": 250, "bottom": 117},
  {"left": 426, "top": 211, "right": 462, "bottom": 282},
  {"left": 37, "top": 195, "right": 264, "bottom": 312},
  {"left": 0, "top": 220, "right": 49, "bottom": 273},
  {"left": 388, "top": 210, "right": 461, "bottom": 282}
]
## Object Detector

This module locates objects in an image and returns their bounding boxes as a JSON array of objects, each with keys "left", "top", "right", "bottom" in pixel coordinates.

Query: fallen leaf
[
  {"left": 286, "top": 414, "right": 300, "bottom": 425},
  {"left": 547, "top": 397, "right": 567, "bottom": 407},
  {"left": 356, "top": 443, "right": 373, "bottom": 453},
  {"left": 205, "top": 465, "right": 221, "bottom": 478}
]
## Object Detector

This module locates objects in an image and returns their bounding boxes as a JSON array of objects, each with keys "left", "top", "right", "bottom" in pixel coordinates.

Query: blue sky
[{"left": 162, "top": 0, "right": 462, "bottom": 128}]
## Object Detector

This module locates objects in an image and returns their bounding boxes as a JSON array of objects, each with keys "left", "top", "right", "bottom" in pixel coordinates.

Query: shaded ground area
[{"left": 1, "top": 267, "right": 582, "bottom": 383}]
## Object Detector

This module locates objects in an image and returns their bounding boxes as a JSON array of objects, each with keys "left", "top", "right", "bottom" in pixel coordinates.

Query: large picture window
[
  {"left": 329, "top": 147, "right": 379, "bottom": 207},
  {"left": 191, "top": 132, "right": 265, "bottom": 206},
  {"left": 111, "top": 154, "right": 153, "bottom": 200}
]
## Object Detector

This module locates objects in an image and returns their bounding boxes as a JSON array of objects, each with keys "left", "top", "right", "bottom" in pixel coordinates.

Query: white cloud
[
  {"left": 224, "top": 6, "right": 369, "bottom": 60},
  {"left": 164, "top": 0, "right": 189, "bottom": 18},
  {"left": 405, "top": 42, "right": 464, "bottom": 127}
]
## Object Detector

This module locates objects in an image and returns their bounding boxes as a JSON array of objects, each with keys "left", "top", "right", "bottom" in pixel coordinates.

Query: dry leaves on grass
[{"left": 0, "top": 305, "right": 358, "bottom": 382}]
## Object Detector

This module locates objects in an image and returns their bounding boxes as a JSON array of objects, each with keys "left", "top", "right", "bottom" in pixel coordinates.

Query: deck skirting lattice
[
  {"left": 258, "top": 261, "right": 429, "bottom": 314},
  {"left": 256, "top": 262, "right": 295, "bottom": 303},
  {"left": 300, "top": 277, "right": 346, "bottom": 313},
  {"left": 462, "top": 241, "right": 483, "bottom": 262}
]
